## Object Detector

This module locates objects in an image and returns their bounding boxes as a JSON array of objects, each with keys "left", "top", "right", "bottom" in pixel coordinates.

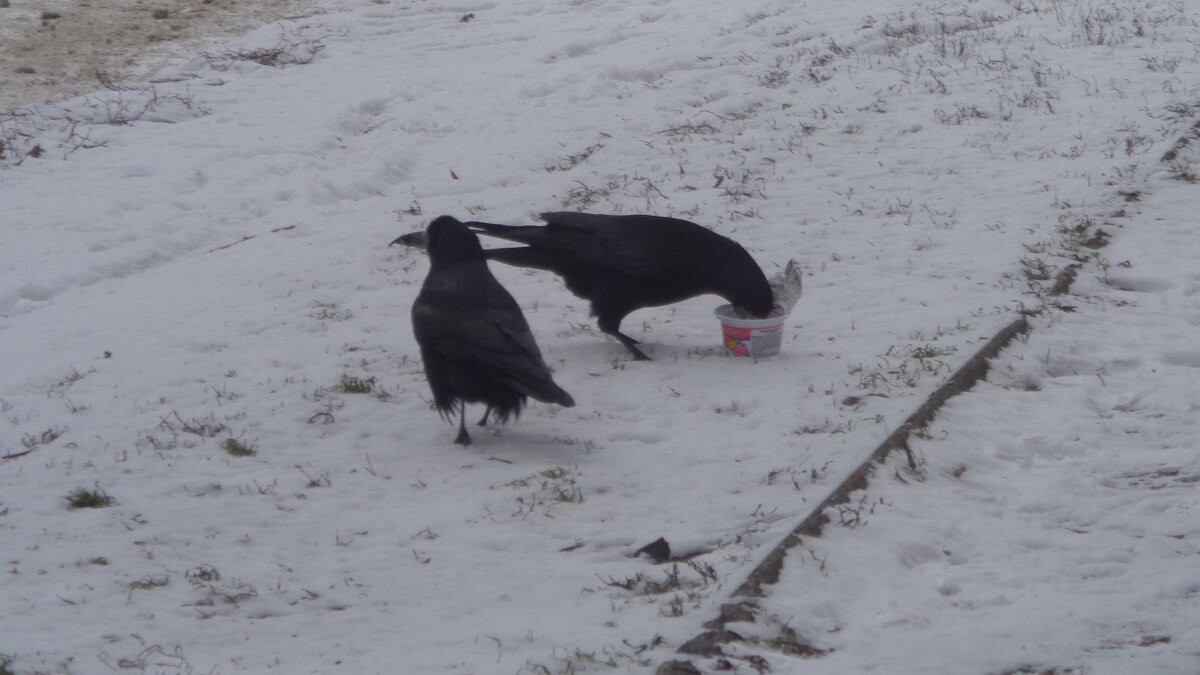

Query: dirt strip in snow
[{"left": 0, "top": 0, "right": 315, "bottom": 113}]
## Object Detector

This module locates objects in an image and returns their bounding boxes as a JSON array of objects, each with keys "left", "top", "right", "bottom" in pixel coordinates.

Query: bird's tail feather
[
  {"left": 482, "top": 246, "right": 569, "bottom": 273},
  {"left": 504, "top": 369, "right": 575, "bottom": 408},
  {"left": 536, "top": 382, "right": 575, "bottom": 408},
  {"left": 470, "top": 355, "right": 576, "bottom": 409},
  {"left": 463, "top": 220, "right": 536, "bottom": 243}
]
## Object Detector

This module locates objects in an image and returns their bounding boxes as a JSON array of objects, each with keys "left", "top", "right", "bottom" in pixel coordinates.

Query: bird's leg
[
  {"left": 599, "top": 314, "right": 651, "bottom": 360},
  {"left": 454, "top": 401, "right": 472, "bottom": 445},
  {"left": 477, "top": 406, "right": 492, "bottom": 427},
  {"left": 615, "top": 331, "right": 651, "bottom": 361}
]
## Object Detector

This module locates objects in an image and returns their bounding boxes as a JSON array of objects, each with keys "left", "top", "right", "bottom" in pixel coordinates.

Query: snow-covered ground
[{"left": 2, "top": 0, "right": 1198, "bottom": 673}]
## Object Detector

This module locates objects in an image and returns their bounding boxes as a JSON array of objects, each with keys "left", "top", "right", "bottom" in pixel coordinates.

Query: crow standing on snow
[
  {"left": 393, "top": 212, "right": 774, "bottom": 360},
  {"left": 406, "top": 216, "right": 575, "bottom": 445}
]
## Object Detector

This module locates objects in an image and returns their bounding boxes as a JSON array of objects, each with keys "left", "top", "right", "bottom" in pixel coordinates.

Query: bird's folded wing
[
  {"left": 538, "top": 211, "right": 710, "bottom": 279},
  {"left": 415, "top": 304, "right": 568, "bottom": 403}
]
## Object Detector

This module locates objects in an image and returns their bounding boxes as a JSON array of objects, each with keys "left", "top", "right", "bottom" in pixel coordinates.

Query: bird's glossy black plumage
[
  {"left": 466, "top": 212, "right": 774, "bottom": 360},
  {"left": 409, "top": 216, "right": 574, "bottom": 445},
  {"left": 393, "top": 212, "right": 773, "bottom": 360}
]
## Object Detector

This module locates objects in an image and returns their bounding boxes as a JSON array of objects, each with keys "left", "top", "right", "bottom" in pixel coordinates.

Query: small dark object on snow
[
  {"left": 655, "top": 660, "right": 702, "bottom": 675},
  {"left": 678, "top": 629, "right": 744, "bottom": 657},
  {"left": 406, "top": 216, "right": 574, "bottom": 445},
  {"left": 635, "top": 537, "right": 671, "bottom": 563},
  {"left": 394, "top": 212, "right": 773, "bottom": 360},
  {"left": 703, "top": 602, "right": 758, "bottom": 629}
]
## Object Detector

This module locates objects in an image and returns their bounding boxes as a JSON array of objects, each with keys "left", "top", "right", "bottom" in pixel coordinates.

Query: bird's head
[
  {"left": 391, "top": 216, "right": 484, "bottom": 266},
  {"left": 724, "top": 248, "right": 775, "bottom": 318}
]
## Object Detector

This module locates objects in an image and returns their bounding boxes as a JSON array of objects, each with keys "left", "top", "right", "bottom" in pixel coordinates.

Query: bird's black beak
[{"left": 389, "top": 231, "right": 429, "bottom": 249}]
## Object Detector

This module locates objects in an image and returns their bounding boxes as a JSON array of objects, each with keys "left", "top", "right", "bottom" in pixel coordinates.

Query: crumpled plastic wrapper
[{"left": 770, "top": 258, "right": 803, "bottom": 315}]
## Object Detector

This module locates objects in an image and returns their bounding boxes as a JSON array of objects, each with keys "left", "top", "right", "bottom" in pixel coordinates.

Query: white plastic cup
[{"left": 714, "top": 304, "right": 787, "bottom": 359}]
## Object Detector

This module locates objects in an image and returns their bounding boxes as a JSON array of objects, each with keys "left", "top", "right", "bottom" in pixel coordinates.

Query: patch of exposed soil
[{"left": 0, "top": 0, "right": 315, "bottom": 112}]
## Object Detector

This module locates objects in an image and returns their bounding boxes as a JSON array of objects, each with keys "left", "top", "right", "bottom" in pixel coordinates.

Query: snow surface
[{"left": 2, "top": 0, "right": 1199, "bottom": 673}]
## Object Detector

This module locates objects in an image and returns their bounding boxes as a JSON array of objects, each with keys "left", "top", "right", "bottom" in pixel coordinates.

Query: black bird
[
  {"left": 407, "top": 216, "right": 575, "bottom": 445},
  {"left": 393, "top": 212, "right": 773, "bottom": 360}
]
